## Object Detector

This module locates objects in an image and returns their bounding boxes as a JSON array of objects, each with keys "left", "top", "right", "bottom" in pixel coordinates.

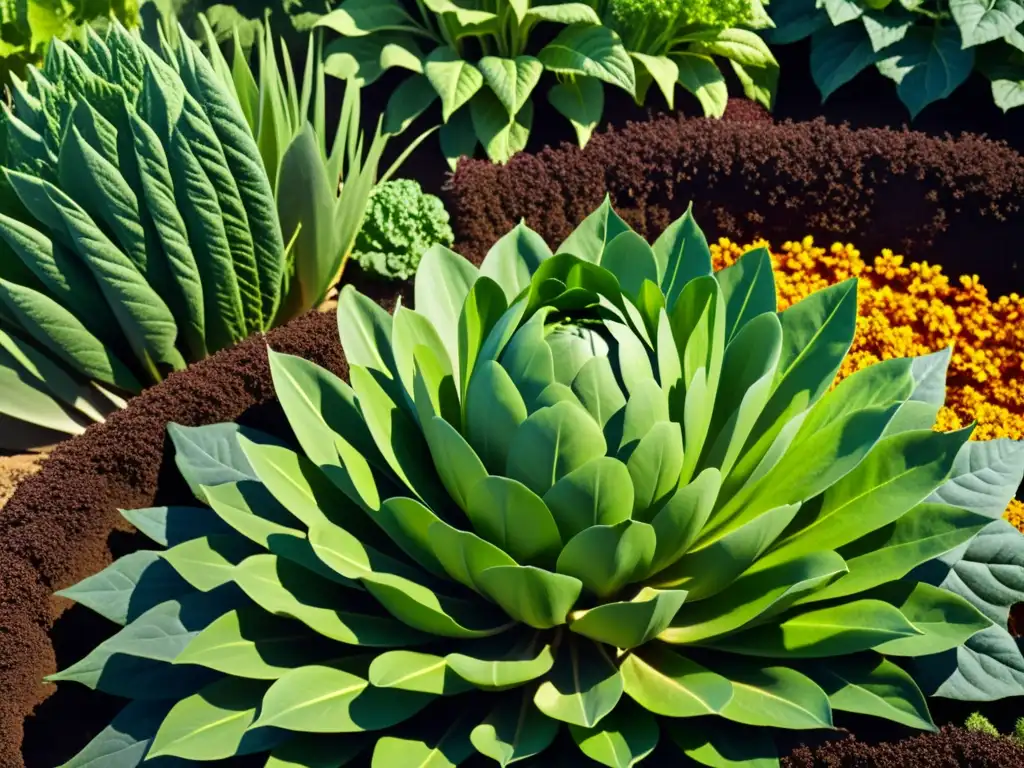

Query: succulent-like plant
[{"left": 54, "top": 200, "right": 1024, "bottom": 766}]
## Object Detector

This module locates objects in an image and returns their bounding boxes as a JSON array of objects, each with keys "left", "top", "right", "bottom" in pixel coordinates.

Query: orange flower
[{"left": 711, "top": 237, "right": 1024, "bottom": 532}]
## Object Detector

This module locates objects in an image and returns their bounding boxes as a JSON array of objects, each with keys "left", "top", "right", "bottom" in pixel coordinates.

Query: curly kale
[
  {"left": 607, "top": 0, "right": 751, "bottom": 36},
  {"left": 352, "top": 179, "right": 455, "bottom": 282}
]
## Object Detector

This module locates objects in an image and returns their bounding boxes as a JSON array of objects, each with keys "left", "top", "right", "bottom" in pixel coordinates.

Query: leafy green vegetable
[
  {"left": 766, "top": 0, "right": 1024, "bottom": 116},
  {"left": 353, "top": 178, "right": 455, "bottom": 281},
  {"left": 54, "top": 199, "right": 1024, "bottom": 767}
]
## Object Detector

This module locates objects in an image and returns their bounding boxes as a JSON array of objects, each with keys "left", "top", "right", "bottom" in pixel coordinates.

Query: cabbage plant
[{"left": 53, "top": 200, "right": 1024, "bottom": 766}]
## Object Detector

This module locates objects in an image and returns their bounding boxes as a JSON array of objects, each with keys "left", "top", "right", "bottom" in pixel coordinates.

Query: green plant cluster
[
  {"left": 964, "top": 711, "right": 1024, "bottom": 743},
  {"left": 353, "top": 178, "right": 455, "bottom": 281},
  {"left": 52, "top": 200, "right": 1024, "bottom": 766},
  {"left": 766, "top": 0, "right": 1024, "bottom": 116},
  {"left": 315, "top": 0, "right": 776, "bottom": 167},
  {"left": 0, "top": 0, "right": 139, "bottom": 84}
]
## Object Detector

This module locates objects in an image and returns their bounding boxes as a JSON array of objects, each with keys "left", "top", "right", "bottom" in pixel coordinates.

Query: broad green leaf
[
  {"left": 810, "top": 24, "right": 880, "bottom": 100},
  {"left": 802, "top": 656, "right": 935, "bottom": 731},
  {"left": 0, "top": 277, "right": 140, "bottom": 391},
  {"left": 764, "top": 0, "right": 829, "bottom": 43},
  {"left": 548, "top": 76, "right": 604, "bottom": 148},
  {"left": 534, "top": 637, "right": 623, "bottom": 727},
  {"left": 499, "top": 307, "right": 556, "bottom": 404},
  {"left": 470, "top": 89, "right": 534, "bottom": 163},
  {"left": 803, "top": 503, "right": 988, "bottom": 603},
  {"left": 446, "top": 632, "right": 555, "bottom": 690},
  {"left": 383, "top": 74, "right": 439, "bottom": 135},
  {"left": 631, "top": 52, "right": 678, "bottom": 108},
  {"left": 543, "top": 457, "right": 634, "bottom": 541},
  {"left": 772, "top": 427, "right": 971, "bottom": 559},
  {"left": 671, "top": 52, "right": 728, "bottom": 117},
  {"left": 950, "top": 0, "right": 1024, "bottom": 46},
  {"left": 653, "top": 503, "right": 800, "bottom": 598},
  {"left": 439, "top": 106, "right": 478, "bottom": 170},
  {"left": 557, "top": 520, "right": 656, "bottom": 598},
  {"left": 862, "top": 12, "right": 915, "bottom": 52},
  {"left": 161, "top": 534, "right": 259, "bottom": 592},
  {"left": 458, "top": 275, "right": 509, "bottom": 406},
  {"left": 476, "top": 565, "right": 583, "bottom": 629},
  {"left": 625, "top": 421, "right": 684, "bottom": 518},
  {"left": 426, "top": 47, "right": 484, "bottom": 121},
  {"left": 698, "top": 654, "right": 832, "bottom": 729},
  {"left": 654, "top": 203, "right": 713, "bottom": 307},
  {"left": 715, "top": 247, "right": 776, "bottom": 343},
  {"left": 524, "top": 3, "right": 601, "bottom": 25},
  {"left": 253, "top": 664, "right": 432, "bottom": 733},
  {"left": 415, "top": 243, "right": 479, "bottom": 379},
  {"left": 233, "top": 554, "right": 421, "bottom": 646},
  {"left": 570, "top": 587, "right": 687, "bottom": 649},
  {"left": 465, "top": 475, "right": 562, "bottom": 566},
  {"left": 478, "top": 56, "right": 543, "bottom": 115},
  {"left": 470, "top": 690, "right": 560, "bottom": 765},
  {"left": 646, "top": 468, "right": 722, "bottom": 575},
  {"left": 371, "top": 715, "right": 474, "bottom": 767},
  {"left": 619, "top": 644, "right": 732, "bottom": 717},
  {"left": 601, "top": 231, "right": 658, "bottom": 301},
  {"left": 466, "top": 360, "right": 529, "bottom": 473},
  {"left": 867, "top": 581, "right": 991, "bottom": 657},
  {"left": 821, "top": 0, "right": 864, "bottom": 24},
  {"left": 662, "top": 550, "right": 848, "bottom": 645},
  {"left": 59, "top": 699, "right": 175, "bottom": 768},
  {"left": 316, "top": 0, "right": 424, "bottom": 37},
  {"left": 0, "top": 353, "right": 88, "bottom": 437},
  {"left": 715, "top": 599, "right": 923, "bottom": 658},
  {"left": 926, "top": 438, "right": 1024, "bottom": 517},
  {"left": 56, "top": 550, "right": 190, "bottom": 627},
  {"left": 120, "top": 505, "right": 232, "bottom": 548},
  {"left": 876, "top": 26, "right": 974, "bottom": 118},
  {"left": 167, "top": 421, "right": 272, "bottom": 499},
  {"left": 147, "top": 678, "right": 276, "bottom": 759},
  {"left": 368, "top": 650, "right": 470, "bottom": 695},
  {"left": 175, "top": 607, "right": 338, "bottom": 679},
  {"left": 424, "top": 0, "right": 496, "bottom": 25},
  {"left": 667, "top": 718, "right": 779, "bottom": 768},
  {"left": 539, "top": 24, "right": 635, "bottom": 94},
  {"left": 556, "top": 194, "right": 630, "bottom": 262},
  {"left": 479, "top": 222, "right": 552, "bottom": 303},
  {"left": 426, "top": 514, "right": 516, "bottom": 591},
  {"left": 423, "top": 416, "right": 487, "bottom": 514},
  {"left": 337, "top": 284, "right": 396, "bottom": 376},
  {"left": 507, "top": 400, "right": 608, "bottom": 496},
  {"left": 568, "top": 698, "right": 658, "bottom": 767},
  {"left": 392, "top": 306, "right": 452, "bottom": 409}
]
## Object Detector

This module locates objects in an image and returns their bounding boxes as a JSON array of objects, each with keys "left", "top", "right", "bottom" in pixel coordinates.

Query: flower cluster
[{"left": 711, "top": 236, "right": 1024, "bottom": 531}]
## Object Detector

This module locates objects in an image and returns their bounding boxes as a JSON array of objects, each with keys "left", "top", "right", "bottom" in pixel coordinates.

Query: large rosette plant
[{"left": 53, "top": 199, "right": 1024, "bottom": 766}]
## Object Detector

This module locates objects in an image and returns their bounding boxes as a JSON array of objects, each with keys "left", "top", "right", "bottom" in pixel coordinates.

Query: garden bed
[{"left": 444, "top": 112, "right": 1024, "bottom": 291}]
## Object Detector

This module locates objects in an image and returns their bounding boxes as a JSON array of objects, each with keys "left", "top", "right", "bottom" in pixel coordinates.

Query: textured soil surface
[{"left": 0, "top": 452, "right": 46, "bottom": 509}]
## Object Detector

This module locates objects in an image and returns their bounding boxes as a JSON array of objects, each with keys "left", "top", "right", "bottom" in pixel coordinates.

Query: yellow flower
[{"left": 711, "top": 237, "right": 1024, "bottom": 533}]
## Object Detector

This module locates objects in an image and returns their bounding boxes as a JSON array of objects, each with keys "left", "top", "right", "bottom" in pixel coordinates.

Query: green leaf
[
  {"left": 439, "top": 106, "right": 478, "bottom": 170},
  {"left": 655, "top": 204, "right": 712, "bottom": 307},
  {"left": 316, "top": 0, "right": 424, "bottom": 37},
  {"left": 466, "top": 360, "right": 529, "bottom": 473},
  {"left": 470, "top": 90, "right": 534, "bottom": 164},
  {"left": 534, "top": 637, "right": 623, "bottom": 727},
  {"left": 810, "top": 23, "right": 881, "bottom": 100},
  {"left": 480, "top": 221, "right": 552, "bottom": 303},
  {"left": 415, "top": 243, "right": 479, "bottom": 380},
  {"left": 147, "top": 677, "right": 275, "bottom": 759},
  {"left": 539, "top": 24, "right": 635, "bottom": 94},
  {"left": 253, "top": 664, "right": 433, "bottom": 733},
  {"left": 630, "top": 52, "right": 678, "bottom": 108},
  {"left": 446, "top": 632, "right": 555, "bottom": 690},
  {"left": 600, "top": 231, "right": 658, "bottom": 300},
  {"left": 647, "top": 468, "right": 721, "bottom": 575},
  {"left": 764, "top": 0, "right": 830, "bottom": 43},
  {"left": 667, "top": 718, "right": 779, "bottom": 768},
  {"left": 392, "top": 305, "right": 452, "bottom": 408},
  {"left": 569, "top": 587, "right": 687, "bottom": 649},
  {"left": 55, "top": 551, "right": 189, "bottom": 627},
  {"left": 821, "top": 0, "right": 864, "bottom": 24},
  {"left": 383, "top": 74, "right": 440, "bottom": 135},
  {"left": 465, "top": 475, "right": 562, "bottom": 566},
  {"left": 548, "top": 75, "right": 604, "bottom": 148},
  {"left": 710, "top": 657, "right": 833, "bottom": 730},
  {"left": 556, "top": 194, "right": 630, "bottom": 262},
  {"left": 802, "top": 655, "right": 935, "bottom": 731},
  {"left": 862, "top": 12, "right": 915, "bottom": 52},
  {"left": 369, "top": 650, "right": 470, "bottom": 695},
  {"left": 557, "top": 520, "right": 656, "bottom": 598},
  {"left": 867, "top": 581, "right": 991, "bottom": 657},
  {"left": 692, "top": 28, "right": 778, "bottom": 69},
  {"left": 543, "top": 457, "right": 634, "bottom": 542},
  {"left": 568, "top": 698, "right": 659, "bottom": 767},
  {"left": 478, "top": 56, "right": 543, "bottom": 116},
  {"left": 772, "top": 427, "right": 971, "bottom": 559},
  {"left": 716, "top": 599, "right": 923, "bottom": 658},
  {"left": 337, "top": 284, "right": 396, "bottom": 377},
  {"left": 161, "top": 534, "right": 259, "bottom": 593},
  {"left": 470, "top": 690, "right": 560, "bottom": 765},
  {"left": 715, "top": 247, "right": 776, "bottom": 343},
  {"left": 120, "top": 505, "right": 232, "bottom": 547},
  {"left": 662, "top": 550, "right": 848, "bottom": 645},
  {"left": 167, "top": 421, "right": 273, "bottom": 499},
  {"left": 731, "top": 58, "right": 780, "bottom": 111},
  {"left": 619, "top": 644, "right": 732, "bottom": 717},
  {"left": 175, "top": 607, "right": 339, "bottom": 679},
  {"left": 426, "top": 46, "right": 484, "bottom": 122},
  {"left": 951, "top": 0, "right": 1024, "bottom": 46},
  {"left": 458, "top": 275, "right": 510, "bottom": 406},
  {"left": 625, "top": 422, "right": 684, "bottom": 519},
  {"left": 0, "top": 277, "right": 140, "bottom": 391},
  {"left": 524, "top": 3, "right": 601, "bottom": 25},
  {"left": 876, "top": 26, "right": 974, "bottom": 118},
  {"left": 233, "top": 554, "right": 422, "bottom": 646},
  {"left": 423, "top": 0, "right": 496, "bottom": 26},
  {"left": 507, "top": 400, "right": 607, "bottom": 497},
  {"left": 926, "top": 438, "right": 1024, "bottom": 517},
  {"left": 59, "top": 699, "right": 175, "bottom": 768},
  {"left": 653, "top": 503, "right": 801, "bottom": 599},
  {"left": 475, "top": 565, "right": 583, "bottom": 629},
  {"left": 372, "top": 714, "right": 475, "bottom": 767}
]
